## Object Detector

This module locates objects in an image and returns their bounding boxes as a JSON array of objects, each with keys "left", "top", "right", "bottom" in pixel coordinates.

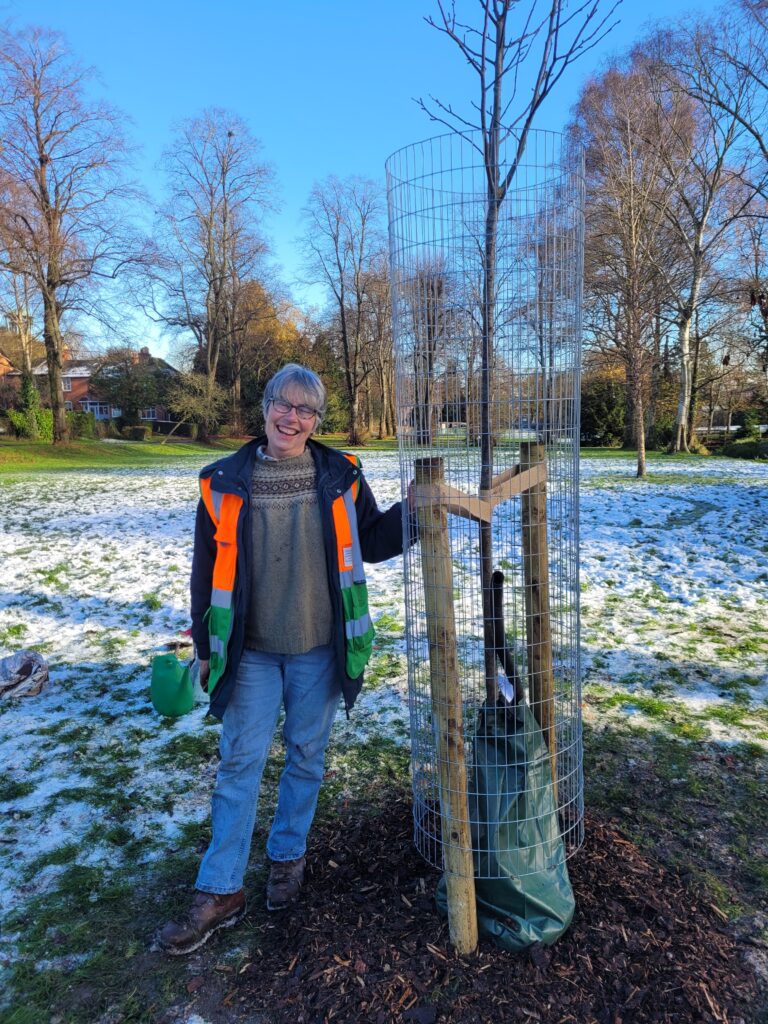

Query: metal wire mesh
[{"left": 386, "top": 130, "right": 584, "bottom": 879}]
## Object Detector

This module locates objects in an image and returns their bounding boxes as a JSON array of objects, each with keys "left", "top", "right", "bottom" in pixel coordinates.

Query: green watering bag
[
  {"left": 436, "top": 701, "right": 575, "bottom": 951},
  {"left": 151, "top": 652, "right": 195, "bottom": 718}
]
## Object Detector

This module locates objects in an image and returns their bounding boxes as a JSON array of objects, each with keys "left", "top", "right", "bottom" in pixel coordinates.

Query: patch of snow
[{"left": 0, "top": 449, "right": 766, "bottom": 954}]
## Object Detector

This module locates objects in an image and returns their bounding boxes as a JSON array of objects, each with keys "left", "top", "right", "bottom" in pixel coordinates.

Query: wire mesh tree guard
[{"left": 386, "top": 130, "right": 585, "bottom": 953}]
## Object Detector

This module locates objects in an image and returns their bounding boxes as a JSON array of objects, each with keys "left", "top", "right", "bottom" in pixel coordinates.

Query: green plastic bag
[
  {"left": 436, "top": 701, "right": 575, "bottom": 951},
  {"left": 150, "top": 652, "right": 195, "bottom": 718}
]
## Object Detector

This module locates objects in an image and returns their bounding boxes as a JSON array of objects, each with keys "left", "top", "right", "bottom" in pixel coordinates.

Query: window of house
[
  {"left": 140, "top": 408, "right": 157, "bottom": 420},
  {"left": 62, "top": 377, "right": 72, "bottom": 392},
  {"left": 80, "top": 401, "right": 113, "bottom": 420},
  {"left": 64, "top": 401, "right": 73, "bottom": 411}
]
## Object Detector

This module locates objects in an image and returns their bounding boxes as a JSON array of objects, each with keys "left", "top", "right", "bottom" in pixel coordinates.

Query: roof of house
[
  {"left": 31, "top": 359, "right": 99, "bottom": 377},
  {"left": 25, "top": 351, "right": 180, "bottom": 377}
]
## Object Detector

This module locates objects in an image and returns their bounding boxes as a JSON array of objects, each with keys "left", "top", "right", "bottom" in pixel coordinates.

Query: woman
[{"left": 159, "top": 364, "right": 409, "bottom": 955}]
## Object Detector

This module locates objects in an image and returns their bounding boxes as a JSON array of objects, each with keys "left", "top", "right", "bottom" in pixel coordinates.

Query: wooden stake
[
  {"left": 520, "top": 441, "right": 558, "bottom": 794},
  {"left": 414, "top": 456, "right": 478, "bottom": 956}
]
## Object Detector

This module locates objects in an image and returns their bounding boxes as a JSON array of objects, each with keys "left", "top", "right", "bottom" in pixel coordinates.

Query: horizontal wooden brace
[{"left": 414, "top": 461, "right": 547, "bottom": 524}]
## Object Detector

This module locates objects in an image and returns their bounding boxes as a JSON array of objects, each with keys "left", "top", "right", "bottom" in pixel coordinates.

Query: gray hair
[{"left": 262, "top": 363, "right": 327, "bottom": 425}]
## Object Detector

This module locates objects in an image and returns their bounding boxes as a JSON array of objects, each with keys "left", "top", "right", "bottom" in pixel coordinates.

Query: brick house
[{"left": 9, "top": 347, "right": 179, "bottom": 422}]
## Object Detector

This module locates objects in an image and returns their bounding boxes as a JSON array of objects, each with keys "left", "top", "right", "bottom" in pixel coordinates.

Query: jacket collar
[{"left": 200, "top": 436, "right": 358, "bottom": 495}]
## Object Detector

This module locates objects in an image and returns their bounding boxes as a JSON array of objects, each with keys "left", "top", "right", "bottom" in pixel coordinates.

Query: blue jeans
[{"left": 195, "top": 644, "right": 341, "bottom": 895}]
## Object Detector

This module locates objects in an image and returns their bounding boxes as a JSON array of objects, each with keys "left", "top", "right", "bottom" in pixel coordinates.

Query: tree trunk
[
  {"left": 633, "top": 371, "right": 646, "bottom": 478},
  {"left": 230, "top": 343, "right": 243, "bottom": 435},
  {"left": 347, "top": 389, "right": 362, "bottom": 446},
  {"left": 377, "top": 361, "right": 386, "bottom": 439},
  {"left": 387, "top": 369, "right": 396, "bottom": 435},
  {"left": 645, "top": 309, "right": 662, "bottom": 448},
  {"left": 623, "top": 376, "right": 636, "bottom": 449},
  {"left": 686, "top": 322, "right": 702, "bottom": 449},
  {"left": 42, "top": 291, "right": 67, "bottom": 443},
  {"left": 362, "top": 375, "right": 372, "bottom": 436},
  {"left": 671, "top": 311, "right": 693, "bottom": 453},
  {"left": 479, "top": 192, "right": 499, "bottom": 704}
]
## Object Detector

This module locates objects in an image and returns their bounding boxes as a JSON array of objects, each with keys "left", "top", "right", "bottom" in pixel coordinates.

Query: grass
[
  {"left": 0, "top": 736, "right": 411, "bottom": 1024},
  {"left": 152, "top": 729, "right": 220, "bottom": 770},
  {"left": 3, "top": 718, "right": 763, "bottom": 1023},
  {"left": 1, "top": 443, "right": 766, "bottom": 1020},
  {"left": 2, "top": 436, "right": 697, "bottom": 472},
  {"left": 583, "top": 719, "right": 768, "bottom": 918},
  {"left": 0, "top": 437, "right": 237, "bottom": 476},
  {"left": 0, "top": 778, "right": 36, "bottom": 802}
]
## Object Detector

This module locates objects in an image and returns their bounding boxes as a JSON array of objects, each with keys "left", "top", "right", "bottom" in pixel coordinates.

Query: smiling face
[{"left": 263, "top": 385, "right": 319, "bottom": 460}]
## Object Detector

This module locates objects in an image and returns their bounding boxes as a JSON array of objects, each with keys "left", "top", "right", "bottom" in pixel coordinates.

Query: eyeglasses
[{"left": 269, "top": 397, "right": 319, "bottom": 422}]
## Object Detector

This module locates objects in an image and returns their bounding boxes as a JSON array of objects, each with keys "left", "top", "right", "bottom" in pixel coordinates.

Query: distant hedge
[
  {"left": 123, "top": 424, "right": 152, "bottom": 441},
  {"left": 720, "top": 437, "right": 768, "bottom": 460},
  {"left": 6, "top": 408, "right": 53, "bottom": 442},
  {"left": 66, "top": 411, "right": 97, "bottom": 439},
  {"left": 152, "top": 420, "right": 198, "bottom": 439}
]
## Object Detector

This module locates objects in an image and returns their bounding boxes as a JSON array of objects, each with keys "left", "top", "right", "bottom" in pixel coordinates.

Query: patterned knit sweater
[{"left": 244, "top": 446, "right": 333, "bottom": 654}]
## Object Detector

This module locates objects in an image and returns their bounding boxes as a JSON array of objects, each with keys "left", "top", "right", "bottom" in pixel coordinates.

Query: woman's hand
[{"left": 197, "top": 658, "right": 211, "bottom": 691}]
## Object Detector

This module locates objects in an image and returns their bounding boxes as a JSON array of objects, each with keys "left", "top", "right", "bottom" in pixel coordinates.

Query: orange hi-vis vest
[
  {"left": 331, "top": 454, "right": 375, "bottom": 677},
  {"left": 199, "top": 454, "right": 374, "bottom": 692}
]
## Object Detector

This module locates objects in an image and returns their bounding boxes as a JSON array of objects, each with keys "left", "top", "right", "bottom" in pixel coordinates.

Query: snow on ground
[{"left": 0, "top": 450, "right": 767, "bottom": 950}]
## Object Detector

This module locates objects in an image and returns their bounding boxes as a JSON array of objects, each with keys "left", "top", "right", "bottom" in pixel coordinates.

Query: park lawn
[
  {"left": 0, "top": 438, "right": 235, "bottom": 475},
  {"left": 0, "top": 434, "right": 711, "bottom": 478},
  {"left": 0, "top": 435, "right": 402, "bottom": 477},
  {"left": 0, "top": 450, "right": 766, "bottom": 1022}
]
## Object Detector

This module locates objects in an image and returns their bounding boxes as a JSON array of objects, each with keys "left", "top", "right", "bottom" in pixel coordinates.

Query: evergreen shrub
[
  {"left": 580, "top": 374, "right": 624, "bottom": 446},
  {"left": 124, "top": 424, "right": 152, "bottom": 441},
  {"left": 7, "top": 407, "right": 53, "bottom": 441},
  {"left": 65, "top": 411, "right": 97, "bottom": 439},
  {"left": 734, "top": 410, "right": 762, "bottom": 441},
  {"left": 721, "top": 438, "right": 768, "bottom": 460},
  {"left": 153, "top": 420, "right": 197, "bottom": 439}
]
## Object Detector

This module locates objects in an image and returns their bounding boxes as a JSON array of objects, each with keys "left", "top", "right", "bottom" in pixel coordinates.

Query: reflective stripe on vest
[
  {"left": 200, "top": 454, "right": 373, "bottom": 687},
  {"left": 200, "top": 476, "right": 244, "bottom": 691},
  {"left": 332, "top": 454, "right": 374, "bottom": 679}
]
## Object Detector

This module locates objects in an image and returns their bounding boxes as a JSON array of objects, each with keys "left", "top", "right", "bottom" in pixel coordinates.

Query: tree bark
[
  {"left": 479, "top": 193, "right": 500, "bottom": 704},
  {"left": 686, "top": 320, "right": 702, "bottom": 448},
  {"left": 42, "top": 291, "right": 67, "bottom": 443},
  {"left": 672, "top": 311, "right": 693, "bottom": 453},
  {"left": 631, "top": 366, "right": 647, "bottom": 478}
]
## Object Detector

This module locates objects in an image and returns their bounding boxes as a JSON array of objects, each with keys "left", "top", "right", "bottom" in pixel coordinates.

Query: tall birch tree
[{"left": 302, "top": 175, "right": 384, "bottom": 446}]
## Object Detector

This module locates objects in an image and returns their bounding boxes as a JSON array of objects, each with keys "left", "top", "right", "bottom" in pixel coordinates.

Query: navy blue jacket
[{"left": 190, "top": 438, "right": 407, "bottom": 719}]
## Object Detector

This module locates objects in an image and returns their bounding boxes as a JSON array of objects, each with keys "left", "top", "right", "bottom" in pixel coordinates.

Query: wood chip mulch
[{"left": 232, "top": 799, "right": 760, "bottom": 1024}]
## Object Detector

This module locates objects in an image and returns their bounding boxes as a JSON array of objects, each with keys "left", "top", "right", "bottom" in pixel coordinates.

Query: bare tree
[
  {"left": 644, "top": 29, "right": 765, "bottom": 452},
  {"left": 734, "top": 205, "right": 768, "bottom": 375},
  {"left": 421, "top": 0, "right": 619, "bottom": 697},
  {"left": 0, "top": 268, "right": 38, "bottom": 377},
  {"left": 302, "top": 175, "right": 384, "bottom": 445},
  {"left": 573, "top": 56, "right": 682, "bottom": 476},
  {"left": 678, "top": 5, "right": 768, "bottom": 172},
  {"left": 362, "top": 256, "right": 396, "bottom": 438},
  {"left": 144, "top": 109, "right": 274, "bottom": 438},
  {"left": 165, "top": 371, "right": 228, "bottom": 441},
  {"left": 0, "top": 25, "right": 139, "bottom": 442}
]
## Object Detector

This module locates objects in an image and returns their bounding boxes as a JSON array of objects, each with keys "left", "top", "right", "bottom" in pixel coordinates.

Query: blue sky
[{"left": 6, "top": 0, "right": 725, "bottom": 348}]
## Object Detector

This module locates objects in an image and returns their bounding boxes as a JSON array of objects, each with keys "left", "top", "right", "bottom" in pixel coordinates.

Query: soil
[{"left": 171, "top": 797, "right": 764, "bottom": 1024}]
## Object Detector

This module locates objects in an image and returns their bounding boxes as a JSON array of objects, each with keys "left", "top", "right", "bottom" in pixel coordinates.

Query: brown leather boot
[
  {"left": 266, "top": 856, "right": 305, "bottom": 911},
  {"left": 158, "top": 889, "right": 246, "bottom": 955}
]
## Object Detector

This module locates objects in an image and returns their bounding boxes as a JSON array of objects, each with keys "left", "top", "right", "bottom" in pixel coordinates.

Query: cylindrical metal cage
[{"left": 386, "top": 130, "right": 585, "bottom": 879}]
